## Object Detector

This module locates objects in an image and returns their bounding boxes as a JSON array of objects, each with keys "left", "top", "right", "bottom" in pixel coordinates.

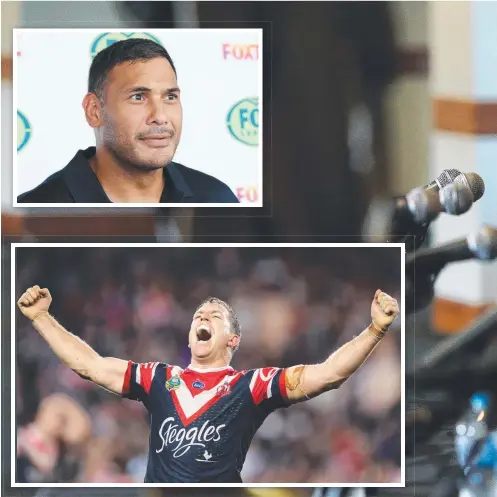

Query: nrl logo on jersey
[{"left": 165, "top": 375, "right": 181, "bottom": 391}]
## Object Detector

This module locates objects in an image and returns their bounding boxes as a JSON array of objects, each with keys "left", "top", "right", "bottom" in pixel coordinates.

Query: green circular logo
[
  {"left": 17, "top": 110, "right": 32, "bottom": 152},
  {"left": 90, "top": 32, "right": 163, "bottom": 59},
  {"left": 226, "top": 97, "right": 259, "bottom": 146}
]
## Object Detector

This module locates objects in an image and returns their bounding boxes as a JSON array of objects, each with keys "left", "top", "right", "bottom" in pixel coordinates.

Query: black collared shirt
[{"left": 17, "top": 147, "right": 239, "bottom": 204}]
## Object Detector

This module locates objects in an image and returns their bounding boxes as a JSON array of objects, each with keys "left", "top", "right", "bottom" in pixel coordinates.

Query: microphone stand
[
  {"left": 387, "top": 197, "right": 431, "bottom": 252},
  {"left": 362, "top": 196, "right": 430, "bottom": 251}
]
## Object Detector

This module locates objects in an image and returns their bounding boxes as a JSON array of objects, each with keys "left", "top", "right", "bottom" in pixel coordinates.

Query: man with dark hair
[
  {"left": 18, "top": 285, "right": 399, "bottom": 483},
  {"left": 18, "top": 38, "right": 238, "bottom": 204}
]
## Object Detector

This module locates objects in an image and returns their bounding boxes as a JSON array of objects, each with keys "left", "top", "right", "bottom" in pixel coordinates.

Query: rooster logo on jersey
[{"left": 216, "top": 382, "right": 231, "bottom": 397}]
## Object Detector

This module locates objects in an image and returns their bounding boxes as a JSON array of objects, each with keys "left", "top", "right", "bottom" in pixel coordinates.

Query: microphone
[
  {"left": 454, "top": 172, "right": 485, "bottom": 201},
  {"left": 424, "top": 168, "right": 463, "bottom": 192},
  {"left": 387, "top": 183, "right": 474, "bottom": 250},
  {"left": 406, "top": 225, "right": 497, "bottom": 273},
  {"left": 406, "top": 183, "right": 474, "bottom": 224},
  {"left": 362, "top": 171, "right": 485, "bottom": 250},
  {"left": 425, "top": 169, "right": 486, "bottom": 201}
]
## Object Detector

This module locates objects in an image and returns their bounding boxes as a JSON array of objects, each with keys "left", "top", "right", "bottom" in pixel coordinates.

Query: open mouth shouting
[{"left": 196, "top": 324, "right": 213, "bottom": 342}]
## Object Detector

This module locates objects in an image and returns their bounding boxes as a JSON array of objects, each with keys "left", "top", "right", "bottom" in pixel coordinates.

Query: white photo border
[{"left": 11, "top": 242, "right": 406, "bottom": 488}]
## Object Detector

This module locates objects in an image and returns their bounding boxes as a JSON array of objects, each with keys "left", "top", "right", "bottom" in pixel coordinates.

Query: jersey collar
[{"left": 186, "top": 365, "right": 234, "bottom": 373}]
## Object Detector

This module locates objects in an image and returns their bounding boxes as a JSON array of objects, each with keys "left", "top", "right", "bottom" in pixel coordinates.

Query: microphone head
[
  {"left": 467, "top": 225, "right": 497, "bottom": 260},
  {"left": 439, "top": 183, "right": 474, "bottom": 215},
  {"left": 455, "top": 172, "right": 485, "bottom": 201},
  {"left": 436, "top": 169, "right": 462, "bottom": 189}
]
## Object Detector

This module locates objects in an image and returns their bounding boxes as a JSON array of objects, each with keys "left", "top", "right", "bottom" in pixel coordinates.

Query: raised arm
[
  {"left": 284, "top": 290, "right": 400, "bottom": 402},
  {"left": 17, "top": 285, "right": 128, "bottom": 395}
]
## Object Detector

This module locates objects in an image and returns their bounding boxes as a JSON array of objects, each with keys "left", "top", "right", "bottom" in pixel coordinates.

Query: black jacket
[{"left": 17, "top": 147, "right": 239, "bottom": 204}]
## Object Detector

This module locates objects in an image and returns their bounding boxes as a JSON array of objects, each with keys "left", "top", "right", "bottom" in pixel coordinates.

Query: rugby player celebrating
[{"left": 18, "top": 287, "right": 399, "bottom": 483}]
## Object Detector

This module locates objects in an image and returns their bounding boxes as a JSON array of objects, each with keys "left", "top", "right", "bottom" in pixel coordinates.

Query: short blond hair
[{"left": 196, "top": 297, "right": 241, "bottom": 352}]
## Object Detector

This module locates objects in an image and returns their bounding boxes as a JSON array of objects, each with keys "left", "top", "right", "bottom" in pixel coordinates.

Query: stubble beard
[{"left": 101, "top": 115, "right": 176, "bottom": 173}]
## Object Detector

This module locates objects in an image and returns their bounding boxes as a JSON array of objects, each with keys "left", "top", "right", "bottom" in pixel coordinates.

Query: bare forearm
[
  {"left": 324, "top": 324, "right": 382, "bottom": 381},
  {"left": 286, "top": 290, "right": 399, "bottom": 401},
  {"left": 19, "top": 286, "right": 128, "bottom": 393},
  {"left": 286, "top": 324, "right": 386, "bottom": 401},
  {"left": 32, "top": 313, "right": 100, "bottom": 378}
]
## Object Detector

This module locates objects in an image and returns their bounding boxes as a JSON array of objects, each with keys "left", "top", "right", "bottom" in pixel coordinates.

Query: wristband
[{"left": 368, "top": 321, "right": 388, "bottom": 342}]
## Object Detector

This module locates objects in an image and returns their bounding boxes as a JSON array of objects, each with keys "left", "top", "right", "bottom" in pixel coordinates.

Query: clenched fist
[
  {"left": 371, "top": 289, "right": 399, "bottom": 331},
  {"left": 17, "top": 285, "right": 52, "bottom": 321}
]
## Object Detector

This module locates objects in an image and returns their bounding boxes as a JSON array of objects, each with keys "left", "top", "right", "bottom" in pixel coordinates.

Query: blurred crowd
[{"left": 15, "top": 246, "right": 402, "bottom": 484}]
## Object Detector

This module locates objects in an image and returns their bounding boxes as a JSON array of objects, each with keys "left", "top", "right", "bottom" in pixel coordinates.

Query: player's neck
[{"left": 189, "top": 358, "right": 232, "bottom": 371}]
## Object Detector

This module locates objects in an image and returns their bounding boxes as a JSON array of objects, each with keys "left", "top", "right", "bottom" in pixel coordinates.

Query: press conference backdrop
[{"left": 15, "top": 29, "right": 262, "bottom": 204}]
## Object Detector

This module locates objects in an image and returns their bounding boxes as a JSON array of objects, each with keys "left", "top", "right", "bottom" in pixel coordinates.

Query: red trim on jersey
[
  {"left": 139, "top": 362, "right": 157, "bottom": 394},
  {"left": 183, "top": 369, "right": 236, "bottom": 397},
  {"left": 171, "top": 372, "right": 244, "bottom": 427},
  {"left": 279, "top": 368, "right": 288, "bottom": 399},
  {"left": 250, "top": 367, "right": 280, "bottom": 405},
  {"left": 122, "top": 361, "right": 133, "bottom": 395}
]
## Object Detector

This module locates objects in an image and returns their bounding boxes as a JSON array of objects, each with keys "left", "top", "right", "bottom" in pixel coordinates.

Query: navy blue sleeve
[{"left": 121, "top": 361, "right": 168, "bottom": 402}]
